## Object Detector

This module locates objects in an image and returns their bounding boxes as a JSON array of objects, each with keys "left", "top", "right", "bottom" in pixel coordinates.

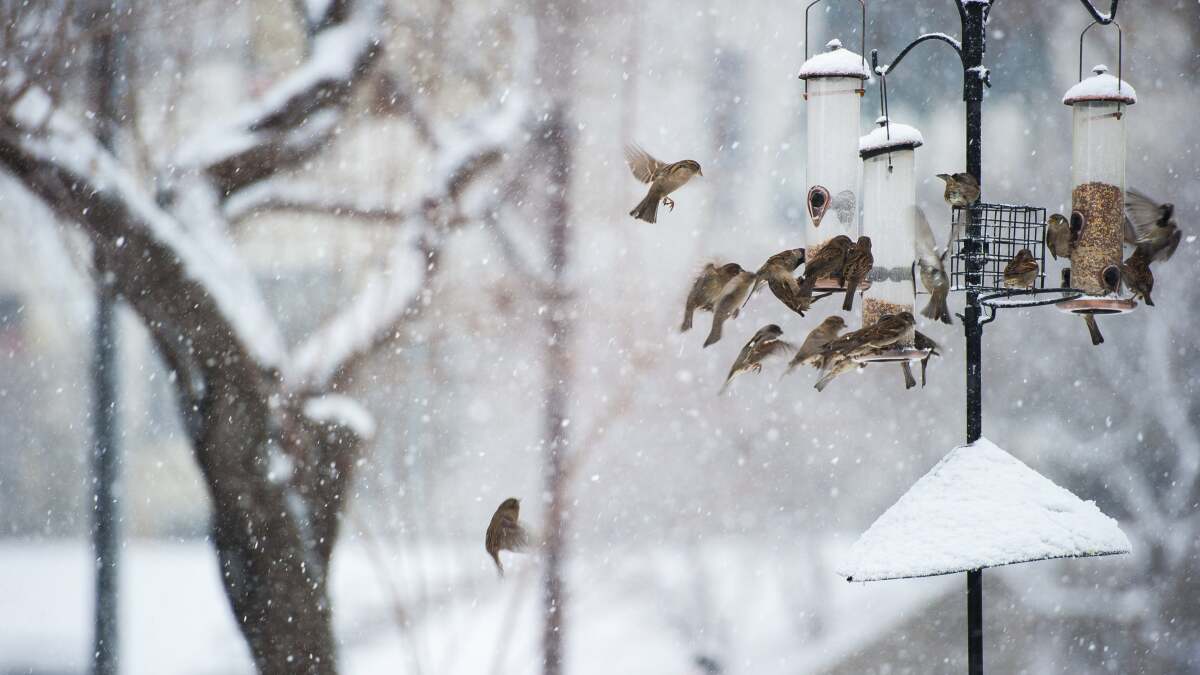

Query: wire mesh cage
[{"left": 949, "top": 203, "right": 1047, "bottom": 292}]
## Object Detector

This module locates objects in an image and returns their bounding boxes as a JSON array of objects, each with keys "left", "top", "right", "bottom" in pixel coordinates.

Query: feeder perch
[
  {"left": 840, "top": 437, "right": 1130, "bottom": 583},
  {"left": 799, "top": 36, "right": 869, "bottom": 241},
  {"left": 1057, "top": 41, "right": 1136, "bottom": 314}
]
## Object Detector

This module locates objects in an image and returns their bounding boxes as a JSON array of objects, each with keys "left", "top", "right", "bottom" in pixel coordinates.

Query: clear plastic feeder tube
[{"left": 1062, "top": 65, "right": 1135, "bottom": 296}]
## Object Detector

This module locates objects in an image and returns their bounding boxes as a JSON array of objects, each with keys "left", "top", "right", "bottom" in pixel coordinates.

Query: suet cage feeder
[
  {"left": 1056, "top": 21, "right": 1137, "bottom": 316},
  {"left": 798, "top": 0, "right": 869, "bottom": 291},
  {"left": 854, "top": 115, "right": 929, "bottom": 364}
]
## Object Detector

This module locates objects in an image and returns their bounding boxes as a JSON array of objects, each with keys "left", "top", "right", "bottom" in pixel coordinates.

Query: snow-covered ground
[{"left": 0, "top": 538, "right": 956, "bottom": 674}]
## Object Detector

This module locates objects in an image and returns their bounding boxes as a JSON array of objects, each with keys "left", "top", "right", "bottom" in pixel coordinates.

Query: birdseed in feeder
[
  {"left": 1069, "top": 182, "right": 1123, "bottom": 296},
  {"left": 863, "top": 298, "right": 915, "bottom": 348}
]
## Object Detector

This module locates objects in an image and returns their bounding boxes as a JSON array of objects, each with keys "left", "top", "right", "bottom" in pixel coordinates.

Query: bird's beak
[{"left": 936, "top": 173, "right": 950, "bottom": 181}]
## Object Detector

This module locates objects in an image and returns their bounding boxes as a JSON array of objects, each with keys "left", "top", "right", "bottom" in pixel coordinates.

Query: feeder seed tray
[
  {"left": 811, "top": 278, "right": 873, "bottom": 293},
  {"left": 979, "top": 287, "right": 1083, "bottom": 310},
  {"left": 1055, "top": 296, "right": 1137, "bottom": 315}
]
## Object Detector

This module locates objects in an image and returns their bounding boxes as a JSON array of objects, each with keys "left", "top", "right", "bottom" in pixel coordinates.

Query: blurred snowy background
[{"left": 0, "top": 0, "right": 1197, "bottom": 673}]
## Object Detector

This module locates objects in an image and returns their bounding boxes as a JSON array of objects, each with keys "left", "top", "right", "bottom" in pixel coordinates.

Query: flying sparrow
[
  {"left": 839, "top": 236, "right": 873, "bottom": 311},
  {"left": 798, "top": 235, "right": 853, "bottom": 296},
  {"left": 1045, "top": 213, "right": 1072, "bottom": 260},
  {"left": 1124, "top": 188, "right": 1182, "bottom": 263},
  {"left": 1121, "top": 248, "right": 1155, "bottom": 306},
  {"left": 1083, "top": 314, "right": 1104, "bottom": 346},
  {"left": 937, "top": 172, "right": 980, "bottom": 208},
  {"left": 485, "top": 497, "right": 529, "bottom": 577},
  {"left": 704, "top": 268, "right": 756, "bottom": 348},
  {"left": 813, "top": 311, "right": 915, "bottom": 379},
  {"left": 814, "top": 352, "right": 860, "bottom": 392},
  {"left": 752, "top": 247, "right": 805, "bottom": 310},
  {"left": 625, "top": 144, "right": 702, "bottom": 224},
  {"left": 915, "top": 205, "right": 952, "bottom": 324},
  {"left": 720, "top": 324, "right": 793, "bottom": 394},
  {"left": 1003, "top": 249, "right": 1038, "bottom": 289},
  {"left": 682, "top": 262, "right": 743, "bottom": 332},
  {"left": 783, "top": 315, "right": 847, "bottom": 375}
]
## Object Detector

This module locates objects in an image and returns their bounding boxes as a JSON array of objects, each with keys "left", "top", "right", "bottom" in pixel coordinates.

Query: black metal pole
[
  {"left": 961, "top": 3, "right": 988, "bottom": 675},
  {"left": 87, "top": 3, "right": 124, "bottom": 673}
]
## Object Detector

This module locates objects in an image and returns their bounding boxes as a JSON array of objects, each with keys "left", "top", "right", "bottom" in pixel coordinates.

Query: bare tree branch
[{"left": 170, "top": 0, "right": 384, "bottom": 197}]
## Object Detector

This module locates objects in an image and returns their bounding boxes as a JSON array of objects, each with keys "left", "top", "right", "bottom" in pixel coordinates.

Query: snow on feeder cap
[
  {"left": 839, "top": 437, "right": 1130, "bottom": 582},
  {"left": 800, "top": 38, "right": 867, "bottom": 251},
  {"left": 1058, "top": 64, "right": 1137, "bottom": 310}
]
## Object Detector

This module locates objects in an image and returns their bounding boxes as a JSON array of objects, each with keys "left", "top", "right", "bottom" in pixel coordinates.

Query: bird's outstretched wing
[
  {"left": 624, "top": 144, "right": 665, "bottom": 184},
  {"left": 1124, "top": 188, "right": 1168, "bottom": 243}
]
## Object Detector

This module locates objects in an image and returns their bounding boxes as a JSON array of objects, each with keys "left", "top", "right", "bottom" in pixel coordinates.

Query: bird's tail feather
[
  {"left": 703, "top": 318, "right": 723, "bottom": 348},
  {"left": 842, "top": 287, "right": 856, "bottom": 312},
  {"left": 630, "top": 192, "right": 659, "bottom": 223},
  {"left": 902, "top": 363, "right": 917, "bottom": 390},
  {"left": 1084, "top": 315, "right": 1104, "bottom": 346},
  {"left": 680, "top": 310, "right": 694, "bottom": 332}
]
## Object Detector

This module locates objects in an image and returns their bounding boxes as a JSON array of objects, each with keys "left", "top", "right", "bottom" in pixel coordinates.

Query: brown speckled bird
[
  {"left": 937, "top": 172, "right": 980, "bottom": 208},
  {"left": 485, "top": 498, "right": 529, "bottom": 577},
  {"left": 1003, "top": 249, "right": 1038, "bottom": 289},
  {"left": 798, "top": 235, "right": 853, "bottom": 296},
  {"left": 625, "top": 144, "right": 702, "bottom": 223},
  {"left": 839, "top": 236, "right": 873, "bottom": 311},
  {"left": 752, "top": 248, "right": 805, "bottom": 312},
  {"left": 915, "top": 205, "right": 952, "bottom": 325},
  {"left": 783, "top": 315, "right": 847, "bottom": 376},
  {"left": 682, "top": 262, "right": 743, "bottom": 332},
  {"left": 813, "top": 312, "right": 915, "bottom": 391},
  {"left": 914, "top": 330, "right": 941, "bottom": 387},
  {"left": 704, "top": 268, "right": 756, "bottom": 348},
  {"left": 1045, "top": 213, "right": 1072, "bottom": 260},
  {"left": 720, "top": 324, "right": 793, "bottom": 394},
  {"left": 1121, "top": 248, "right": 1155, "bottom": 306},
  {"left": 1124, "top": 188, "right": 1182, "bottom": 263}
]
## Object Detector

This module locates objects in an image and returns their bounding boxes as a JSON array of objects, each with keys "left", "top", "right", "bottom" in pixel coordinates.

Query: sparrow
[
  {"left": 839, "top": 236, "right": 873, "bottom": 311},
  {"left": 798, "top": 235, "right": 853, "bottom": 296},
  {"left": 1003, "top": 249, "right": 1038, "bottom": 289},
  {"left": 915, "top": 205, "right": 952, "bottom": 324},
  {"left": 1045, "top": 213, "right": 1072, "bottom": 260},
  {"left": 485, "top": 498, "right": 529, "bottom": 577},
  {"left": 937, "top": 172, "right": 980, "bottom": 208},
  {"left": 682, "top": 262, "right": 743, "bottom": 332},
  {"left": 1083, "top": 315, "right": 1104, "bottom": 346},
  {"left": 813, "top": 312, "right": 916, "bottom": 391},
  {"left": 914, "top": 330, "right": 941, "bottom": 387},
  {"left": 1100, "top": 265, "right": 1121, "bottom": 295},
  {"left": 625, "top": 144, "right": 702, "bottom": 224},
  {"left": 1124, "top": 188, "right": 1182, "bottom": 263},
  {"left": 814, "top": 353, "right": 860, "bottom": 393},
  {"left": 751, "top": 248, "right": 805, "bottom": 313},
  {"left": 720, "top": 324, "right": 793, "bottom": 394},
  {"left": 783, "top": 315, "right": 847, "bottom": 375},
  {"left": 704, "top": 268, "right": 756, "bottom": 348},
  {"left": 1121, "top": 248, "right": 1155, "bottom": 306}
]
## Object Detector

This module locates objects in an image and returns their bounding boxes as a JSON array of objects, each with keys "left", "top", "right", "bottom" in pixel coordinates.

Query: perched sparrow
[
  {"left": 915, "top": 205, "right": 952, "bottom": 324},
  {"left": 839, "top": 236, "right": 874, "bottom": 311},
  {"left": 1045, "top": 213, "right": 1072, "bottom": 260},
  {"left": 914, "top": 330, "right": 941, "bottom": 387},
  {"left": 798, "top": 235, "right": 853, "bottom": 296},
  {"left": 784, "top": 315, "right": 847, "bottom": 375},
  {"left": 752, "top": 248, "right": 805, "bottom": 313},
  {"left": 625, "top": 144, "right": 702, "bottom": 224},
  {"left": 1083, "top": 314, "right": 1104, "bottom": 346},
  {"left": 1099, "top": 265, "right": 1121, "bottom": 295},
  {"left": 1121, "top": 248, "right": 1155, "bottom": 306},
  {"left": 720, "top": 324, "right": 793, "bottom": 394},
  {"left": 1003, "top": 249, "right": 1038, "bottom": 289},
  {"left": 485, "top": 498, "right": 529, "bottom": 577},
  {"left": 1124, "top": 188, "right": 1182, "bottom": 263},
  {"left": 704, "top": 268, "right": 756, "bottom": 348},
  {"left": 937, "top": 172, "right": 980, "bottom": 208},
  {"left": 814, "top": 311, "right": 915, "bottom": 373},
  {"left": 682, "top": 262, "right": 743, "bottom": 332}
]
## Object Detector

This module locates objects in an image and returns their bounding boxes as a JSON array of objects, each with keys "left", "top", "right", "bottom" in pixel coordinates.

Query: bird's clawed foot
[
  {"left": 752, "top": 363, "right": 763, "bottom": 374},
  {"left": 662, "top": 196, "right": 676, "bottom": 211}
]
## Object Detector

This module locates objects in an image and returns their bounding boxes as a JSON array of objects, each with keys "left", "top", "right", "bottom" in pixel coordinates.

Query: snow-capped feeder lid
[
  {"left": 838, "top": 437, "right": 1130, "bottom": 582},
  {"left": 859, "top": 116, "right": 923, "bottom": 160},
  {"left": 798, "top": 39, "right": 870, "bottom": 80},
  {"left": 1062, "top": 64, "right": 1137, "bottom": 105}
]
